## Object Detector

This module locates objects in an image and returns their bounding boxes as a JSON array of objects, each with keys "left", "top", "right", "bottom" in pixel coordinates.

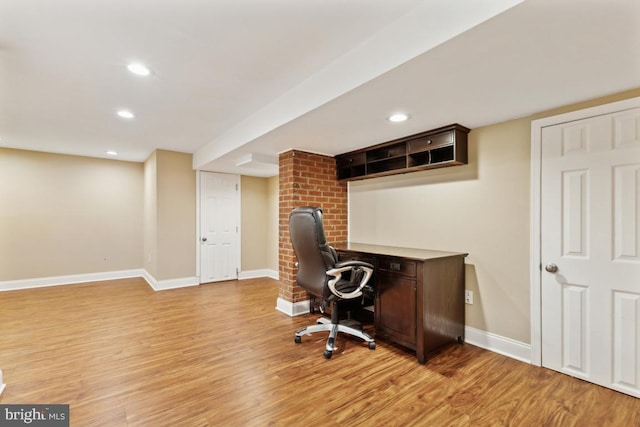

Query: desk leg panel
[{"left": 419, "top": 256, "right": 466, "bottom": 361}]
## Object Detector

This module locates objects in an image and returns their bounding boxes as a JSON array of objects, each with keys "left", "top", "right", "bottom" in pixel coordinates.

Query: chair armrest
[{"left": 326, "top": 262, "right": 373, "bottom": 300}]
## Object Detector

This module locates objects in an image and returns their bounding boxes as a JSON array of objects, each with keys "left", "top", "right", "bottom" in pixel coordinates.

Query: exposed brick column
[{"left": 278, "top": 150, "right": 348, "bottom": 309}]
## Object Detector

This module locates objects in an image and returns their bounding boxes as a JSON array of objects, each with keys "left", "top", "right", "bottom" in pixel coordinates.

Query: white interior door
[
  {"left": 199, "top": 171, "right": 240, "bottom": 283},
  {"left": 540, "top": 106, "right": 640, "bottom": 397}
]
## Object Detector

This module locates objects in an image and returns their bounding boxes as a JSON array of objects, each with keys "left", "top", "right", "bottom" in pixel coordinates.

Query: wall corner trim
[
  {"left": 142, "top": 270, "right": 199, "bottom": 291},
  {"left": 0, "top": 370, "right": 5, "bottom": 397},
  {"left": 275, "top": 297, "right": 310, "bottom": 317}
]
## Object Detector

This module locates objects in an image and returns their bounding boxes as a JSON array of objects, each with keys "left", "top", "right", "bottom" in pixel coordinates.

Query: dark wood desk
[{"left": 334, "top": 242, "right": 467, "bottom": 364}]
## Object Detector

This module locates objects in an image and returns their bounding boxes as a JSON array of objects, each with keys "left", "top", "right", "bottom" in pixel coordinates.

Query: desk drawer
[
  {"left": 336, "top": 152, "right": 366, "bottom": 168},
  {"left": 377, "top": 256, "right": 416, "bottom": 278},
  {"left": 408, "top": 131, "right": 453, "bottom": 153},
  {"left": 336, "top": 251, "right": 376, "bottom": 267}
]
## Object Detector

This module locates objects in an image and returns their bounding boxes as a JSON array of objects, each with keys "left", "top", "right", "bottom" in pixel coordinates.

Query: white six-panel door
[
  {"left": 199, "top": 171, "right": 240, "bottom": 283},
  {"left": 540, "top": 106, "right": 640, "bottom": 398}
]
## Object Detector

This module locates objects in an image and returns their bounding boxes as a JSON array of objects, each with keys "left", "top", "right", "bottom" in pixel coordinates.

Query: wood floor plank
[{"left": 1, "top": 277, "right": 639, "bottom": 426}]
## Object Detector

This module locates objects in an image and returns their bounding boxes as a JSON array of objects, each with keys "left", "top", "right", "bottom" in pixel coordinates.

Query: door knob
[
  {"left": 545, "top": 263, "right": 558, "bottom": 273},
  {"left": 201, "top": 237, "right": 207, "bottom": 242}
]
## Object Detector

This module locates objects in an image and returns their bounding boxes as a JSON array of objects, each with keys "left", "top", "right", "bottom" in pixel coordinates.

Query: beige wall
[
  {"left": 240, "top": 175, "right": 279, "bottom": 272},
  {"left": 348, "top": 88, "right": 640, "bottom": 344},
  {"left": 349, "top": 119, "right": 531, "bottom": 342},
  {"left": 0, "top": 148, "right": 143, "bottom": 281},
  {"left": 145, "top": 150, "right": 196, "bottom": 281},
  {"left": 144, "top": 151, "right": 158, "bottom": 277},
  {"left": 266, "top": 176, "right": 279, "bottom": 271},
  {"left": 241, "top": 176, "right": 268, "bottom": 271},
  {"left": 0, "top": 145, "right": 264, "bottom": 284}
]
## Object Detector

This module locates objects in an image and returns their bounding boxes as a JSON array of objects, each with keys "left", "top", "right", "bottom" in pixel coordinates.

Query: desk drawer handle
[{"left": 389, "top": 262, "right": 401, "bottom": 271}]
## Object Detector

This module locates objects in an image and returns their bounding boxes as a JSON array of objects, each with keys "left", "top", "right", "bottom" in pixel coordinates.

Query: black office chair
[{"left": 289, "top": 206, "right": 375, "bottom": 359}]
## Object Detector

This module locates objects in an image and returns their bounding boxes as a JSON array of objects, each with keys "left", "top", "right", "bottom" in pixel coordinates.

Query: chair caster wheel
[
  {"left": 369, "top": 342, "right": 376, "bottom": 350},
  {"left": 323, "top": 350, "right": 333, "bottom": 359},
  {"left": 295, "top": 336, "right": 302, "bottom": 344}
]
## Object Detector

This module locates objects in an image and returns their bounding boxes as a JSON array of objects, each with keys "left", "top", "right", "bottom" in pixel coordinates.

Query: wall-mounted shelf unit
[{"left": 336, "top": 124, "right": 470, "bottom": 181}]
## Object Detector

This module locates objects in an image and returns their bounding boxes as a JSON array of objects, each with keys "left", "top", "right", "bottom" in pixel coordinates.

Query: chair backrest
[{"left": 288, "top": 207, "right": 338, "bottom": 298}]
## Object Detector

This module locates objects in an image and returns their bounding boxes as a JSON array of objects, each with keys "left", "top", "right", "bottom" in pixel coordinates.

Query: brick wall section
[{"left": 279, "top": 150, "right": 348, "bottom": 304}]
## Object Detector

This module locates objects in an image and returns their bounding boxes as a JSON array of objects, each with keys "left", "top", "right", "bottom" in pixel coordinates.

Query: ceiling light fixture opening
[
  {"left": 388, "top": 113, "right": 409, "bottom": 123},
  {"left": 117, "top": 110, "right": 134, "bottom": 119},
  {"left": 127, "top": 63, "right": 151, "bottom": 76},
  {"left": 106, "top": 150, "right": 118, "bottom": 156}
]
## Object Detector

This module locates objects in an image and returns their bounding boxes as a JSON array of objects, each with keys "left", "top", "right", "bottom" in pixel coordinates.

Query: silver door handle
[{"left": 545, "top": 263, "right": 558, "bottom": 273}]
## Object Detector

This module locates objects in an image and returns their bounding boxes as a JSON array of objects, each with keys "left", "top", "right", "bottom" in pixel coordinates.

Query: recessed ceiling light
[
  {"left": 117, "top": 110, "right": 134, "bottom": 119},
  {"left": 127, "top": 63, "right": 151, "bottom": 76},
  {"left": 388, "top": 113, "right": 410, "bottom": 123},
  {"left": 106, "top": 150, "right": 118, "bottom": 156}
]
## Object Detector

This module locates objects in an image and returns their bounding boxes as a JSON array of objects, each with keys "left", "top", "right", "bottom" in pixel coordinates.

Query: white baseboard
[
  {"left": 276, "top": 297, "right": 310, "bottom": 317},
  {"left": 0, "top": 269, "right": 199, "bottom": 293},
  {"left": 464, "top": 326, "right": 532, "bottom": 364},
  {"left": 238, "top": 269, "right": 279, "bottom": 280},
  {"left": 0, "top": 269, "right": 145, "bottom": 292}
]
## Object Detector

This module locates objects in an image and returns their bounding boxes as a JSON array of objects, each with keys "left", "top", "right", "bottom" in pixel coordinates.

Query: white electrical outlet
[{"left": 465, "top": 290, "right": 473, "bottom": 304}]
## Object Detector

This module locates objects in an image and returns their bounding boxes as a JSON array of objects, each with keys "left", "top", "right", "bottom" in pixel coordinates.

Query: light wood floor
[{"left": 0, "top": 277, "right": 638, "bottom": 426}]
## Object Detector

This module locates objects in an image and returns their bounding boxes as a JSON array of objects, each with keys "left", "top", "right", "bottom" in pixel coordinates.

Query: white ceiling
[{"left": 1, "top": 0, "right": 639, "bottom": 177}]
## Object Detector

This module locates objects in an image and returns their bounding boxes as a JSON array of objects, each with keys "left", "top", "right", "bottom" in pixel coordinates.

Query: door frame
[
  {"left": 529, "top": 95, "right": 640, "bottom": 366},
  {"left": 195, "top": 171, "right": 241, "bottom": 284}
]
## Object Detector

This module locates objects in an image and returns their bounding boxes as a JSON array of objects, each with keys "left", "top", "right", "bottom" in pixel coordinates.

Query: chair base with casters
[{"left": 294, "top": 299, "right": 376, "bottom": 359}]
